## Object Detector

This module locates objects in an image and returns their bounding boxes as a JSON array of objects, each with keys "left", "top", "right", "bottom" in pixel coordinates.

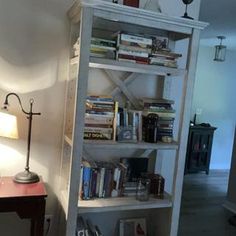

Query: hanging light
[{"left": 214, "top": 36, "right": 226, "bottom": 62}]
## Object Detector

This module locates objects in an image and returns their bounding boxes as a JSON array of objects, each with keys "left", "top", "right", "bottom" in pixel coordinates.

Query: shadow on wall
[{"left": 0, "top": 0, "right": 72, "bottom": 93}]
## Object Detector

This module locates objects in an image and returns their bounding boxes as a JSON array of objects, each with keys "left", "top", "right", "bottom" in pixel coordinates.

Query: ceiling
[{"left": 199, "top": 0, "right": 236, "bottom": 50}]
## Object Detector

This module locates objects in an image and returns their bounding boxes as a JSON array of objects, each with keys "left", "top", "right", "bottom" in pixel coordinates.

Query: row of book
[
  {"left": 84, "top": 95, "right": 118, "bottom": 140},
  {"left": 72, "top": 33, "right": 182, "bottom": 68},
  {"left": 77, "top": 216, "right": 103, "bottom": 236},
  {"left": 80, "top": 160, "right": 127, "bottom": 200}
]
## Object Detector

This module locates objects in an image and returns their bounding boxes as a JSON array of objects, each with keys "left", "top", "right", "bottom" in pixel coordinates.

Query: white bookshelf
[{"left": 60, "top": 1, "right": 208, "bottom": 235}]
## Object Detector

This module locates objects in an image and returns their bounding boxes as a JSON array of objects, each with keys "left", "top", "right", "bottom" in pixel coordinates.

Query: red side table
[{"left": 0, "top": 177, "right": 47, "bottom": 236}]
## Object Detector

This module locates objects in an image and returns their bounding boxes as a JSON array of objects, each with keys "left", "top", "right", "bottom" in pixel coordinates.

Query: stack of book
[
  {"left": 80, "top": 160, "right": 127, "bottom": 200},
  {"left": 73, "top": 37, "right": 116, "bottom": 60},
  {"left": 115, "top": 32, "right": 152, "bottom": 64},
  {"left": 84, "top": 95, "right": 118, "bottom": 140},
  {"left": 149, "top": 50, "right": 182, "bottom": 68},
  {"left": 149, "top": 35, "right": 182, "bottom": 68},
  {"left": 77, "top": 216, "right": 103, "bottom": 236},
  {"left": 142, "top": 98, "right": 175, "bottom": 141}
]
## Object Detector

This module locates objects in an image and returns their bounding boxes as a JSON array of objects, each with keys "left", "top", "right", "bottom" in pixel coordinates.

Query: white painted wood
[
  {"left": 78, "top": 193, "right": 172, "bottom": 213},
  {"left": 223, "top": 200, "right": 236, "bottom": 214},
  {"left": 104, "top": 70, "right": 141, "bottom": 109},
  {"left": 155, "top": 150, "right": 163, "bottom": 174},
  {"left": 66, "top": 7, "right": 94, "bottom": 236},
  {"left": 84, "top": 140, "right": 179, "bottom": 150},
  {"left": 65, "top": 135, "right": 179, "bottom": 150},
  {"left": 71, "top": 57, "right": 187, "bottom": 77},
  {"left": 170, "top": 29, "right": 202, "bottom": 236},
  {"left": 62, "top": 1, "right": 207, "bottom": 235},
  {"left": 226, "top": 126, "right": 236, "bottom": 212},
  {"left": 111, "top": 72, "right": 139, "bottom": 97},
  {"left": 68, "top": 0, "right": 208, "bottom": 33}
]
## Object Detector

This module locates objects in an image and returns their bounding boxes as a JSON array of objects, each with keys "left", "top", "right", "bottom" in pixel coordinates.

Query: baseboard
[{"left": 223, "top": 200, "right": 236, "bottom": 214}]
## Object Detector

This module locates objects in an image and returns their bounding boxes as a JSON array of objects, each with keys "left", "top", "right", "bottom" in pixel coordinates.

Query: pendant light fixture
[{"left": 214, "top": 36, "right": 226, "bottom": 62}]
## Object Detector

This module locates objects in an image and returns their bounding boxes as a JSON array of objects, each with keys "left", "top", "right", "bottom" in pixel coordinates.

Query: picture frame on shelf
[{"left": 119, "top": 218, "right": 147, "bottom": 236}]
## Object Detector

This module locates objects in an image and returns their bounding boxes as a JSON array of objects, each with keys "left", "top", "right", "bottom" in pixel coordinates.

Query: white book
[
  {"left": 118, "top": 49, "right": 149, "bottom": 58},
  {"left": 98, "top": 168, "right": 105, "bottom": 198},
  {"left": 121, "top": 33, "right": 152, "bottom": 46}
]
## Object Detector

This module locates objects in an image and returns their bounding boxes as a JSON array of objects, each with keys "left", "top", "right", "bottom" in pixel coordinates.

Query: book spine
[
  {"left": 79, "top": 166, "right": 84, "bottom": 199},
  {"left": 84, "top": 127, "right": 113, "bottom": 134},
  {"left": 118, "top": 49, "right": 149, "bottom": 58},
  {"left": 118, "top": 53, "right": 149, "bottom": 63},
  {"left": 120, "top": 33, "right": 152, "bottom": 45},
  {"left": 82, "top": 166, "right": 91, "bottom": 200},
  {"left": 84, "top": 132, "right": 113, "bottom": 140},
  {"left": 113, "top": 101, "right": 119, "bottom": 141},
  {"left": 98, "top": 168, "right": 105, "bottom": 198},
  {"left": 85, "top": 115, "right": 114, "bottom": 125}
]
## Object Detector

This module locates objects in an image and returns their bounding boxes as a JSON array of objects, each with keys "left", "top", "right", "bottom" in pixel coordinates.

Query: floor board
[{"left": 178, "top": 170, "right": 236, "bottom": 236}]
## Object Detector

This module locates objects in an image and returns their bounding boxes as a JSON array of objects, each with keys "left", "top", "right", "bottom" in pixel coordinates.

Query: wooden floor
[{"left": 178, "top": 170, "right": 236, "bottom": 236}]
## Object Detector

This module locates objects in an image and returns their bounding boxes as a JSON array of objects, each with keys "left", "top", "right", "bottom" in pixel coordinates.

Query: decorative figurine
[{"left": 182, "top": 0, "right": 194, "bottom": 20}]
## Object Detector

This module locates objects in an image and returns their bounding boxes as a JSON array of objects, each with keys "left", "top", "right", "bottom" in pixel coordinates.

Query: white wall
[
  {"left": 0, "top": 0, "right": 73, "bottom": 235},
  {"left": 0, "top": 0, "right": 201, "bottom": 235},
  {"left": 192, "top": 45, "right": 236, "bottom": 169}
]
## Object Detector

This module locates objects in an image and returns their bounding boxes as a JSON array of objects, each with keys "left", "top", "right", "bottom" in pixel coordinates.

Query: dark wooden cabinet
[{"left": 185, "top": 125, "right": 217, "bottom": 174}]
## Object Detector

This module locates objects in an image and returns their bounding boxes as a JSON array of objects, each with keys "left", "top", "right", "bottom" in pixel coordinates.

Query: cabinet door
[{"left": 187, "top": 129, "right": 214, "bottom": 173}]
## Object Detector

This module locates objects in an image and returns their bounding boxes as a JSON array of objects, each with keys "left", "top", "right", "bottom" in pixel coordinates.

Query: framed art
[{"left": 119, "top": 218, "right": 147, "bottom": 236}]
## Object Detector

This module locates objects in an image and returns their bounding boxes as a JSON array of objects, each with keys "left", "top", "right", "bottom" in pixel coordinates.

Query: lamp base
[
  {"left": 14, "top": 170, "right": 40, "bottom": 184},
  {"left": 182, "top": 12, "right": 194, "bottom": 20}
]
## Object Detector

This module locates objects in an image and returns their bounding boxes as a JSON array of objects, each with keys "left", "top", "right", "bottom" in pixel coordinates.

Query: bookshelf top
[{"left": 68, "top": 0, "right": 208, "bottom": 37}]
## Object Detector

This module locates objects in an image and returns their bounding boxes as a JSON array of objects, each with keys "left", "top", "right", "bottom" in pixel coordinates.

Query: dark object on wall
[
  {"left": 182, "top": 0, "right": 194, "bottom": 20},
  {"left": 112, "top": 0, "right": 118, "bottom": 3},
  {"left": 123, "top": 0, "right": 139, "bottom": 8},
  {"left": 185, "top": 125, "right": 217, "bottom": 175}
]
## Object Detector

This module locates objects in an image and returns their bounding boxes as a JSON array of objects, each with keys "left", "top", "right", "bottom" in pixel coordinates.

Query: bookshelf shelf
[
  {"left": 78, "top": 193, "right": 172, "bottom": 214},
  {"left": 84, "top": 140, "right": 179, "bottom": 150},
  {"left": 70, "top": 57, "right": 186, "bottom": 77},
  {"left": 64, "top": 134, "right": 179, "bottom": 150}
]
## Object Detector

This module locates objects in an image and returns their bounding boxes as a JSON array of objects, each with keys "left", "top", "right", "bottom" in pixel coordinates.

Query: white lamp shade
[{"left": 0, "top": 111, "right": 19, "bottom": 139}]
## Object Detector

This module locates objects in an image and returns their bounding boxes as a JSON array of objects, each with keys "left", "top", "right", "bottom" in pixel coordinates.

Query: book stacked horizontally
[
  {"left": 84, "top": 95, "right": 118, "bottom": 140},
  {"left": 115, "top": 32, "right": 152, "bottom": 64},
  {"left": 73, "top": 37, "right": 116, "bottom": 60},
  {"left": 142, "top": 98, "right": 175, "bottom": 141},
  {"left": 149, "top": 35, "right": 182, "bottom": 68},
  {"left": 80, "top": 160, "right": 127, "bottom": 200},
  {"left": 149, "top": 50, "right": 182, "bottom": 68}
]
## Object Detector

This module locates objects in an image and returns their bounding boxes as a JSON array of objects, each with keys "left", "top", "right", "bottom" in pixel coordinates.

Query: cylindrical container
[
  {"left": 144, "top": 114, "right": 159, "bottom": 143},
  {"left": 123, "top": 0, "right": 139, "bottom": 8},
  {"left": 136, "top": 178, "right": 150, "bottom": 201}
]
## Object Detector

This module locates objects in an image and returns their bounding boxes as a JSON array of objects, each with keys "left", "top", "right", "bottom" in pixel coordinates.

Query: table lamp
[{"left": 0, "top": 93, "right": 41, "bottom": 184}]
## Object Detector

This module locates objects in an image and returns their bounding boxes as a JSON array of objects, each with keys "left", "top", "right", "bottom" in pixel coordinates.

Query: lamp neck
[{"left": 3, "top": 93, "right": 41, "bottom": 172}]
